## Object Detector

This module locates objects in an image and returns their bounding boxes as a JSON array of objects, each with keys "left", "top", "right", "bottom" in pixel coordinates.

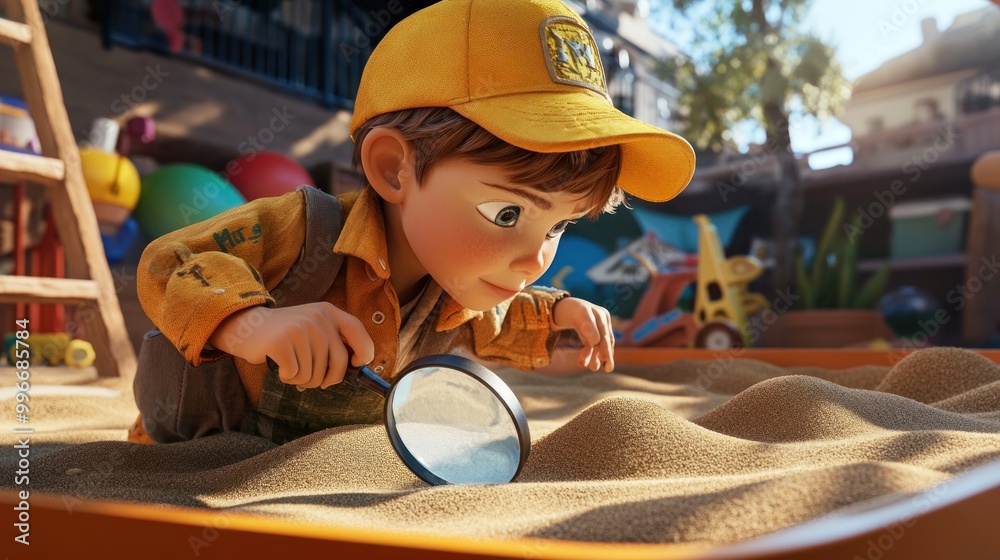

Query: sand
[{"left": 2, "top": 346, "right": 1000, "bottom": 545}]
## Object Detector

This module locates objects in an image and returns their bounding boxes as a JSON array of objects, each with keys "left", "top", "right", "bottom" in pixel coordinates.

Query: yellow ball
[{"left": 79, "top": 147, "right": 141, "bottom": 210}]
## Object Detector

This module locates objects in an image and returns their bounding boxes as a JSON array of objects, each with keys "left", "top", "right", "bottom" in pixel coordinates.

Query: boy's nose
[{"left": 510, "top": 240, "right": 549, "bottom": 277}]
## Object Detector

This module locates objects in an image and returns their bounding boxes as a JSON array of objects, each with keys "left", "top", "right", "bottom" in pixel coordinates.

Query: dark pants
[{"left": 132, "top": 330, "right": 250, "bottom": 443}]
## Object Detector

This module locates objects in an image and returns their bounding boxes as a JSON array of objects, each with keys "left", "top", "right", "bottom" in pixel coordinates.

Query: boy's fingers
[
  {"left": 271, "top": 349, "right": 297, "bottom": 382},
  {"left": 309, "top": 325, "right": 335, "bottom": 388},
  {"left": 604, "top": 342, "right": 615, "bottom": 372},
  {"left": 285, "top": 357, "right": 304, "bottom": 384},
  {"left": 306, "top": 343, "right": 329, "bottom": 389},
  {"left": 599, "top": 313, "right": 615, "bottom": 372},
  {"left": 321, "top": 339, "right": 350, "bottom": 389},
  {"left": 316, "top": 314, "right": 347, "bottom": 389},
  {"left": 288, "top": 338, "right": 313, "bottom": 386},
  {"left": 578, "top": 319, "right": 601, "bottom": 347},
  {"left": 336, "top": 311, "right": 375, "bottom": 366}
]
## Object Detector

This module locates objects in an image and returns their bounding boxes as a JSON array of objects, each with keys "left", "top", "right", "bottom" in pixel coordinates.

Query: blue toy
[
  {"left": 878, "top": 286, "right": 941, "bottom": 339},
  {"left": 101, "top": 217, "right": 140, "bottom": 265}
]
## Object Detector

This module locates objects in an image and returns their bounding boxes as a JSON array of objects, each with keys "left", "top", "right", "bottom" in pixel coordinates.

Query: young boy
[{"left": 128, "top": 0, "right": 694, "bottom": 445}]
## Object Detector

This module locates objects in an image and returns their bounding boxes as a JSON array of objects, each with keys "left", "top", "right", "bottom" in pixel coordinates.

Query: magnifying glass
[{"left": 266, "top": 354, "right": 530, "bottom": 485}]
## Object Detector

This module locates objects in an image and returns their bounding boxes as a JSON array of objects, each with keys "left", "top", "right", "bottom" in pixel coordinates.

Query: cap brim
[{"left": 451, "top": 91, "right": 695, "bottom": 203}]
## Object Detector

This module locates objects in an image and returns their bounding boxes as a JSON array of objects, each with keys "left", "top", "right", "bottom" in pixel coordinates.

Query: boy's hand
[
  {"left": 208, "top": 302, "right": 375, "bottom": 389},
  {"left": 552, "top": 297, "right": 615, "bottom": 372}
]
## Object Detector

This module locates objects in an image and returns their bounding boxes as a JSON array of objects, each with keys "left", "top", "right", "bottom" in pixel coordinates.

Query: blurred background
[{"left": 1, "top": 0, "right": 999, "bottom": 366}]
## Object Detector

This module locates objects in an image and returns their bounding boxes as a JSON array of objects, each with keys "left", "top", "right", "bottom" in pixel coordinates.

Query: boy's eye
[
  {"left": 477, "top": 202, "right": 521, "bottom": 227},
  {"left": 546, "top": 220, "right": 576, "bottom": 239}
]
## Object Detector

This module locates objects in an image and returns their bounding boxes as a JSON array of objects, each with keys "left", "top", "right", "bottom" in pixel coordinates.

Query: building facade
[
  {"left": 566, "top": 0, "right": 684, "bottom": 132},
  {"left": 839, "top": 8, "right": 1000, "bottom": 166}
]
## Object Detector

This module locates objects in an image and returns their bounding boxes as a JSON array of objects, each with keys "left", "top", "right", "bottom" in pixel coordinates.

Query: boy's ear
[{"left": 359, "top": 126, "right": 416, "bottom": 204}]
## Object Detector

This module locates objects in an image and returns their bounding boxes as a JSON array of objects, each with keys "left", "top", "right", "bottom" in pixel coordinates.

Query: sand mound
[
  {"left": 694, "top": 374, "right": 1000, "bottom": 442},
  {"left": 520, "top": 396, "right": 747, "bottom": 481},
  {"left": 933, "top": 381, "right": 1000, "bottom": 413},
  {"left": 3, "top": 347, "right": 1000, "bottom": 546},
  {"left": 875, "top": 346, "right": 1000, "bottom": 403}
]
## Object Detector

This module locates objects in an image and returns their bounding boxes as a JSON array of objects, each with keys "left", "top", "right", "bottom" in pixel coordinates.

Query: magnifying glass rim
[{"left": 383, "top": 354, "right": 531, "bottom": 486}]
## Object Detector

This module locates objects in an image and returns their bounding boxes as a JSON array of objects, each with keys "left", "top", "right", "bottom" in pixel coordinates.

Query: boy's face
[{"left": 397, "top": 158, "right": 592, "bottom": 311}]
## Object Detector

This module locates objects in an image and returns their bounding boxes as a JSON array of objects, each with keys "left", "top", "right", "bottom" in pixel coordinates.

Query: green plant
[{"left": 794, "top": 197, "right": 891, "bottom": 310}]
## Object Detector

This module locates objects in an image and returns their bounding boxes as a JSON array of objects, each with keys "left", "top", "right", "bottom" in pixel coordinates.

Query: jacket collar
[
  {"left": 334, "top": 186, "right": 483, "bottom": 331},
  {"left": 334, "top": 186, "right": 390, "bottom": 280}
]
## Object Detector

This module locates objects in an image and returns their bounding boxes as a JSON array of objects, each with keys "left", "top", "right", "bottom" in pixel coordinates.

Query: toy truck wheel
[
  {"left": 64, "top": 339, "right": 96, "bottom": 368},
  {"left": 695, "top": 320, "right": 743, "bottom": 350}
]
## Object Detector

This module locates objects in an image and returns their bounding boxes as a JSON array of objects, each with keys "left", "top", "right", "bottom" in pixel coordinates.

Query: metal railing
[
  {"left": 957, "top": 66, "right": 1000, "bottom": 115},
  {"left": 100, "top": 0, "right": 373, "bottom": 109}
]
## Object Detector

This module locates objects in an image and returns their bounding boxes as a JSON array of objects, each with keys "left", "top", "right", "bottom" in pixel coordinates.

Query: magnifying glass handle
[
  {"left": 265, "top": 356, "right": 389, "bottom": 397},
  {"left": 352, "top": 365, "right": 390, "bottom": 397}
]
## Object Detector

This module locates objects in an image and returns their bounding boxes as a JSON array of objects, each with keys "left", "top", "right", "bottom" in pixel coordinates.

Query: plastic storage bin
[{"left": 889, "top": 197, "right": 970, "bottom": 259}]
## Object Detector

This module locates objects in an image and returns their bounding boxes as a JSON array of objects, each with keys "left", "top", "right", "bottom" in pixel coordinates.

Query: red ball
[{"left": 223, "top": 151, "right": 315, "bottom": 201}]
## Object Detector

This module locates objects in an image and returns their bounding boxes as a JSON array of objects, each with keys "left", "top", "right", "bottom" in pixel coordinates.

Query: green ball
[{"left": 135, "top": 164, "right": 246, "bottom": 239}]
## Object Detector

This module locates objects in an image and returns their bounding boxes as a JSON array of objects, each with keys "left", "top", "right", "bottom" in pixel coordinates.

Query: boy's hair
[
  {"left": 350, "top": 0, "right": 694, "bottom": 203},
  {"left": 352, "top": 107, "right": 625, "bottom": 218}
]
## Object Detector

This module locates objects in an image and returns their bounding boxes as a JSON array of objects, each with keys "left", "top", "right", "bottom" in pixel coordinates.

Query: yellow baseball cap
[{"left": 350, "top": 0, "right": 695, "bottom": 203}]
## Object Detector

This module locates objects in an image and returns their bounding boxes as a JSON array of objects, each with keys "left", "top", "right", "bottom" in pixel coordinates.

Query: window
[{"left": 958, "top": 68, "right": 1000, "bottom": 115}]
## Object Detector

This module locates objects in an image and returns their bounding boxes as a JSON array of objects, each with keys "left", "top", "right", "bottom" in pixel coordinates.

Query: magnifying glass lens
[{"left": 388, "top": 366, "right": 521, "bottom": 484}]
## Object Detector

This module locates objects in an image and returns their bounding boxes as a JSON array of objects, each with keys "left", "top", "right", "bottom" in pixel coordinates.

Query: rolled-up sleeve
[
  {"left": 136, "top": 190, "right": 308, "bottom": 366},
  {"left": 466, "top": 286, "right": 569, "bottom": 370}
]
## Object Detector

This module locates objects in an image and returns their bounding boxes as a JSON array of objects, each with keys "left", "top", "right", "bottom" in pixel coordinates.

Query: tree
[{"left": 654, "top": 0, "right": 850, "bottom": 292}]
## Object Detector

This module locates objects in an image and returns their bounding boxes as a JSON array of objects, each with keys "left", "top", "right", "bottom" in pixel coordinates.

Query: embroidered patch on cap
[{"left": 540, "top": 16, "right": 609, "bottom": 99}]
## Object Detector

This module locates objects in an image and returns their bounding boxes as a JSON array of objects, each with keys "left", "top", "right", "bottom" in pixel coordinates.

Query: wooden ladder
[{"left": 0, "top": 0, "right": 136, "bottom": 380}]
